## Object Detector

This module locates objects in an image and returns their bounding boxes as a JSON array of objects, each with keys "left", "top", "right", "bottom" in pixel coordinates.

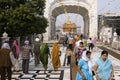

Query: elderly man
[{"left": 0, "top": 42, "right": 12, "bottom": 80}]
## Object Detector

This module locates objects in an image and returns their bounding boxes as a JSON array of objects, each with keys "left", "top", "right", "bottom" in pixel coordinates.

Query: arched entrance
[{"left": 45, "top": 0, "right": 98, "bottom": 40}]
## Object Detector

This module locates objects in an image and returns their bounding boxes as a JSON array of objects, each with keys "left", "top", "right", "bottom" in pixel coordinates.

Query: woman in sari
[
  {"left": 76, "top": 50, "right": 93, "bottom": 80},
  {"left": 40, "top": 43, "right": 51, "bottom": 73},
  {"left": 94, "top": 50, "right": 114, "bottom": 80},
  {"left": 52, "top": 42, "right": 61, "bottom": 71},
  {"left": 11, "top": 39, "right": 20, "bottom": 72}
]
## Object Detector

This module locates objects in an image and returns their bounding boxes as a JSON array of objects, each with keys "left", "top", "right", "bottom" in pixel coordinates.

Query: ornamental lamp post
[
  {"left": 2, "top": 31, "right": 9, "bottom": 43},
  {"left": 2, "top": 32, "right": 8, "bottom": 38}
]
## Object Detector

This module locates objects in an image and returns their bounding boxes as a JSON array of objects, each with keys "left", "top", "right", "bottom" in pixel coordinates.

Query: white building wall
[
  {"left": 89, "top": 0, "right": 98, "bottom": 38},
  {"left": 43, "top": 0, "right": 52, "bottom": 41}
]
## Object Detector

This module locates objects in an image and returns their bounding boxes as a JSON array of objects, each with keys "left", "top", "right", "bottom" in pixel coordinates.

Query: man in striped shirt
[{"left": 22, "top": 40, "right": 33, "bottom": 74}]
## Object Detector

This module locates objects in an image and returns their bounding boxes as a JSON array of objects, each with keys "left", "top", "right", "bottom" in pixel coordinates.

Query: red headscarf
[{"left": 13, "top": 40, "right": 20, "bottom": 56}]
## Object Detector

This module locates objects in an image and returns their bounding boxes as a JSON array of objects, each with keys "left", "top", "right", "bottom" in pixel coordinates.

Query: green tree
[{"left": 0, "top": 0, "right": 48, "bottom": 37}]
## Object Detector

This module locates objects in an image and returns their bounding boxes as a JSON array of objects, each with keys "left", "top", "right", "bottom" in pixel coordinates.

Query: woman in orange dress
[{"left": 52, "top": 42, "right": 61, "bottom": 71}]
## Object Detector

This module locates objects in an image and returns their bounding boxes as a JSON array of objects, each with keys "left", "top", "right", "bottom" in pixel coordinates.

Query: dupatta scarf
[
  {"left": 13, "top": 40, "right": 19, "bottom": 56},
  {"left": 82, "top": 51, "right": 92, "bottom": 74},
  {"left": 52, "top": 42, "right": 61, "bottom": 68},
  {"left": 40, "top": 43, "right": 49, "bottom": 68},
  {"left": 95, "top": 57, "right": 112, "bottom": 80}
]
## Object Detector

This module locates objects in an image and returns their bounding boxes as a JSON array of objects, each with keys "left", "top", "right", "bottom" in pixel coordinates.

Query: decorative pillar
[
  {"left": 89, "top": 0, "right": 98, "bottom": 39},
  {"left": 84, "top": 15, "right": 89, "bottom": 38},
  {"left": 50, "top": 16, "right": 56, "bottom": 40}
]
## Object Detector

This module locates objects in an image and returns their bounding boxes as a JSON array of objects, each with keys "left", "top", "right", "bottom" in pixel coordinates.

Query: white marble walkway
[{"left": 9, "top": 45, "right": 120, "bottom": 80}]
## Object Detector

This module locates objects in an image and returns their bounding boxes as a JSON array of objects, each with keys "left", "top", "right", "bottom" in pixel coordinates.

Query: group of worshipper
[
  {"left": 65, "top": 34, "right": 114, "bottom": 80},
  {"left": 0, "top": 36, "right": 114, "bottom": 80},
  {"left": 0, "top": 38, "right": 62, "bottom": 80},
  {"left": 74, "top": 42, "right": 114, "bottom": 80},
  {"left": 61, "top": 34, "right": 114, "bottom": 80},
  {"left": 0, "top": 39, "right": 32, "bottom": 80},
  {"left": 40, "top": 42, "right": 61, "bottom": 73}
]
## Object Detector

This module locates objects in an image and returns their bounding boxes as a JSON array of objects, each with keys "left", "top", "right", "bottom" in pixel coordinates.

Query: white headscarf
[
  {"left": 1, "top": 43, "right": 10, "bottom": 49},
  {"left": 82, "top": 50, "right": 92, "bottom": 74},
  {"left": 82, "top": 51, "right": 89, "bottom": 61}
]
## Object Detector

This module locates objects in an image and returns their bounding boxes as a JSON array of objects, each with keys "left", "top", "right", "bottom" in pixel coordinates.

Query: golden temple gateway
[{"left": 62, "top": 21, "right": 76, "bottom": 32}]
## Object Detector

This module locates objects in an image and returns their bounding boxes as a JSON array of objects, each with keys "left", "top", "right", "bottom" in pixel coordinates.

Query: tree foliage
[{"left": 0, "top": 0, "right": 48, "bottom": 37}]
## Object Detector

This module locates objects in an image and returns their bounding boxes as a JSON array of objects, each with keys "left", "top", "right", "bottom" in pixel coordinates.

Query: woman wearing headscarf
[
  {"left": 74, "top": 42, "right": 86, "bottom": 65},
  {"left": 0, "top": 43, "right": 12, "bottom": 80},
  {"left": 40, "top": 43, "right": 51, "bottom": 73},
  {"left": 51, "top": 42, "right": 61, "bottom": 71},
  {"left": 94, "top": 50, "right": 114, "bottom": 80},
  {"left": 76, "top": 50, "right": 93, "bottom": 80},
  {"left": 11, "top": 39, "right": 20, "bottom": 72}
]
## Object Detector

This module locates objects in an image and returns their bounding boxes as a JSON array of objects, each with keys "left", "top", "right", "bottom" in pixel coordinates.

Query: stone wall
[{"left": 112, "top": 41, "right": 120, "bottom": 50}]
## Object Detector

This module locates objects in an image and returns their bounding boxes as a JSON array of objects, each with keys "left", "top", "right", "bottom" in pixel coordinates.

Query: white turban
[
  {"left": 24, "top": 40, "right": 29, "bottom": 45},
  {"left": 1, "top": 43, "right": 10, "bottom": 49}
]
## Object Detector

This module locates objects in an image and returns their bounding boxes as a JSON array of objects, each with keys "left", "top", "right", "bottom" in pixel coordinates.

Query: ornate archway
[{"left": 44, "top": 0, "right": 98, "bottom": 40}]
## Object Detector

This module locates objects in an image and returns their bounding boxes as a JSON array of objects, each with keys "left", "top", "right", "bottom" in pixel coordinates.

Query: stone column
[
  {"left": 89, "top": 0, "right": 98, "bottom": 39},
  {"left": 50, "top": 16, "right": 56, "bottom": 40},
  {"left": 43, "top": 0, "right": 49, "bottom": 41},
  {"left": 43, "top": 16, "right": 55, "bottom": 41},
  {"left": 84, "top": 15, "right": 89, "bottom": 38}
]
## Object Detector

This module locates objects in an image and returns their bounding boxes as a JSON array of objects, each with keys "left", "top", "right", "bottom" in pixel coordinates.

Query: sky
[
  {"left": 98, "top": 0, "right": 120, "bottom": 14},
  {"left": 50, "top": 0, "right": 120, "bottom": 27}
]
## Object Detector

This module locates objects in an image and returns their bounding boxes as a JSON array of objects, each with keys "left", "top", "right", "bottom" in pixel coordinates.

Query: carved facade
[{"left": 44, "top": 0, "right": 98, "bottom": 40}]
